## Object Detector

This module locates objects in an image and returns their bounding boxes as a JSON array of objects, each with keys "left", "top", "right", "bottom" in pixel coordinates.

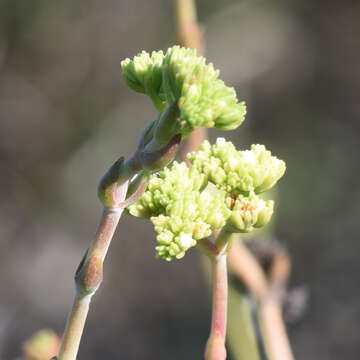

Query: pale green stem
[
  {"left": 215, "top": 227, "right": 236, "bottom": 255},
  {"left": 58, "top": 203, "right": 127, "bottom": 360},
  {"left": 57, "top": 294, "right": 91, "bottom": 360}
]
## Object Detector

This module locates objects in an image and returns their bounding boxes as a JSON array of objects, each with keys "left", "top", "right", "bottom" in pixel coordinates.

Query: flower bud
[
  {"left": 127, "top": 139, "right": 285, "bottom": 260},
  {"left": 121, "top": 46, "right": 246, "bottom": 138},
  {"left": 127, "top": 162, "right": 230, "bottom": 261},
  {"left": 163, "top": 46, "right": 246, "bottom": 136},
  {"left": 227, "top": 193, "right": 274, "bottom": 233},
  {"left": 121, "top": 50, "right": 166, "bottom": 111},
  {"left": 189, "top": 138, "right": 286, "bottom": 195}
]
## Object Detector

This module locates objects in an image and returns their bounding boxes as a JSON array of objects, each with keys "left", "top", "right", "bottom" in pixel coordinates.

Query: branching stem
[
  {"left": 228, "top": 240, "right": 294, "bottom": 360},
  {"left": 197, "top": 238, "right": 219, "bottom": 258},
  {"left": 215, "top": 227, "right": 236, "bottom": 255},
  {"left": 58, "top": 202, "right": 127, "bottom": 360}
]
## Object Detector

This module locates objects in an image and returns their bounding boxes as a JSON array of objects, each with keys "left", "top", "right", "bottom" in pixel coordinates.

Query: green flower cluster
[
  {"left": 188, "top": 138, "right": 286, "bottom": 195},
  {"left": 121, "top": 46, "right": 246, "bottom": 137},
  {"left": 121, "top": 50, "right": 165, "bottom": 104},
  {"left": 226, "top": 192, "right": 274, "bottom": 233},
  {"left": 127, "top": 138, "right": 286, "bottom": 261},
  {"left": 128, "top": 162, "right": 230, "bottom": 261}
]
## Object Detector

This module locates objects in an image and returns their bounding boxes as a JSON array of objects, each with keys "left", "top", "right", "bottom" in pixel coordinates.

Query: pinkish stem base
[{"left": 205, "top": 254, "right": 228, "bottom": 360}]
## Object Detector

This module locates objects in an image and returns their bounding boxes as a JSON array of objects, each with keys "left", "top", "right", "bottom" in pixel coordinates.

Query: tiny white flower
[
  {"left": 257, "top": 199, "right": 266, "bottom": 211},
  {"left": 243, "top": 150, "right": 256, "bottom": 163},
  {"left": 178, "top": 234, "right": 195, "bottom": 249}
]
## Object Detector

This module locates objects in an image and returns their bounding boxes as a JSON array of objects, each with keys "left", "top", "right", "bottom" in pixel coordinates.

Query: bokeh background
[{"left": 0, "top": 0, "right": 359, "bottom": 359}]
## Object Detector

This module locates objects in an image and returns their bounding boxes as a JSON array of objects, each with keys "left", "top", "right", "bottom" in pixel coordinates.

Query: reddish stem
[
  {"left": 205, "top": 254, "right": 228, "bottom": 360},
  {"left": 175, "top": 0, "right": 204, "bottom": 52},
  {"left": 58, "top": 192, "right": 127, "bottom": 360},
  {"left": 89, "top": 208, "right": 123, "bottom": 258}
]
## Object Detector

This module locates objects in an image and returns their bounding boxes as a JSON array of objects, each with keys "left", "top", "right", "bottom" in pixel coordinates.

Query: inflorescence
[
  {"left": 121, "top": 46, "right": 246, "bottom": 137},
  {"left": 128, "top": 138, "right": 286, "bottom": 261},
  {"left": 121, "top": 46, "right": 285, "bottom": 261}
]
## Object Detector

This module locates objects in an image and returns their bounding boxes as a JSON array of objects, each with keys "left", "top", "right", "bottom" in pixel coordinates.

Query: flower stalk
[
  {"left": 57, "top": 104, "right": 184, "bottom": 359},
  {"left": 198, "top": 229, "right": 236, "bottom": 360},
  {"left": 205, "top": 254, "right": 228, "bottom": 360},
  {"left": 215, "top": 227, "right": 236, "bottom": 255},
  {"left": 58, "top": 201, "right": 128, "bottom": 360}
]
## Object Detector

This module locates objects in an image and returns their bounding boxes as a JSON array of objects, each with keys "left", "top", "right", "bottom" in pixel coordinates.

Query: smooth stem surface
[
  {"left": 57, "top": 294, "right": 91, "bottom": 360},
  {"left": 58, "top": 207, "right": 125, "bottom": 360},
  {"left": 182, "top": 127, "right": 207, "bottom": 165},
  {"left": 175, "top": 0, "right": 203, "bottom": 51},
  {"left": 205, "top": 254, "right": 228, "bottom": 360},
  {"left": 227, "top": 240, "right": 268, "bottom": 299},
  {"left": 88, "top": 208, "right": 124, "bottom": 261},
  {"left": 261, "top": 252, "right": 293, "bottom": 360},
  {"left": 228, "top": 240, "right": 294, "bottom": 360},
  {"left": 197, "top": 238, "right": 219, "bottom": 258},
  {"left": 215, "top": 227, "right": 235, "bottom": 255},
  {"left": 259, "top": 299, "right": 294, "bottom": 360}
]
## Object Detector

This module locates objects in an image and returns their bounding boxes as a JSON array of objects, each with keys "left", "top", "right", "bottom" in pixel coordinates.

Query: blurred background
[{"left": 0, "top": 0, "right": 359, "bottom": 358}]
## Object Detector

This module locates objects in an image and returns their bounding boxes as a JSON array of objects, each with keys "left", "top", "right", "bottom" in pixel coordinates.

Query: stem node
[{"left": 75, "top": 253, "right": 103, "bottom": 297}]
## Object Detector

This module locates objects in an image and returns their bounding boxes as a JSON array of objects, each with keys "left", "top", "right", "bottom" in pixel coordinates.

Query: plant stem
[
  {"left": 57, "top": 294, "right": 91, "bottom": 360},
  {"left": 259, "top": 299, "right": 294, "bottom": 360},
  {"left": 260, "top": 251, "right": 294, "bottom": 360},
  {"left": 205, "top": 254, "right": 228, "bottom": 360},
  {"left": 197, "top": 238, "right": 219, "bottom": 258},
  {"left": 182, "top": 127, "right": 207, "bottom": 165},
  {"left": 228, "top": 240, "right": 294, "bottom": 360},
  {"left": 215, "top": 227, "right": 236, "bottom": 255},
  {"left": 227, "top": 240, "right": 268, "bottom": 299},
  {"left": 58, "top": 203, "right": 127, "bottom": 360},
  {"left": 175, "top": 0, "right": 203, "bottom": 52}
]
